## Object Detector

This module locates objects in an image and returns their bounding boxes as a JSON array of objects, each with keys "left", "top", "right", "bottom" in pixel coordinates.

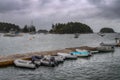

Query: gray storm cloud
[
  {"left": 0, "top": 0, "right": 120, "bottom": 32},
  {"left": 0, "top": 0, "right": 30, "bottom": 13},
  {"left": 88, "top": 0, "right": 120, "bottom": 19}
]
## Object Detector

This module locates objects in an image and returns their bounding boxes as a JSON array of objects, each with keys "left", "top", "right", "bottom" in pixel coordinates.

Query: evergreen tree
[
  {"left": 22, "top": 25, "right": 36, "bottom": 33},
  {"left": 22, "top": 25, "right": 29, "bottom": 33}
]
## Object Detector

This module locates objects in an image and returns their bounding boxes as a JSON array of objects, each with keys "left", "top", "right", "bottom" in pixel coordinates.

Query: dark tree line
[
  {"left": 0, "top": 22, "right": 36, "bottom": 33},
  {"left": 22, "top": 25, "right": 36, "bottom": 33},
  {"left": 37, "top": 29, "right": 48, "bottom": 33},
  {"left": 49, "top": 22, "right": 93, "bottom": 34},
  {"left": 0, "top": 22, "right": 20, "bottom": 32},
  {"left": 0, "top": 22, "right": 95, "bottom": 34}
]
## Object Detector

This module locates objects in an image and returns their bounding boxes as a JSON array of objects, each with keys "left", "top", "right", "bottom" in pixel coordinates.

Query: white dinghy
[
  {"left": 14, "top": 59, "right": 36, "bottom": 69},
  {"left": 57, "top": 52, "right": 77, "bottom": 60}
]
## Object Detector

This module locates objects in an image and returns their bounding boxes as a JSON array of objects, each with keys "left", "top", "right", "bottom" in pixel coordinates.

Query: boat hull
[
  {"left": 14, "top": 59, "right": 36, "bottom": 69},
  {"left": 70, "top": 51, "right": 92, "bottom": 57},
  {"left": 57, "top": 53, "right": 77, "bottom": 60}
]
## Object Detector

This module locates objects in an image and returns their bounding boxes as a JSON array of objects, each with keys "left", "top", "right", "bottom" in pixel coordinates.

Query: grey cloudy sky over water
[{"left": 0, "top": 0, "right": 120, "bottom": 32}]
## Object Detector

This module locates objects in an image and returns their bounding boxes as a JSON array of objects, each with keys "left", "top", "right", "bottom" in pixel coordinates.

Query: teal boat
[{"left": 70, "top": 51, "right": 91, "bottom": 57}]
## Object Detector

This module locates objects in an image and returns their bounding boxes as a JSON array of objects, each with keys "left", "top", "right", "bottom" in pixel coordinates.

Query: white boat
[
  {"left": 100, "top": 42, "right": 117, "bottom": 46},
  {"left": 96, "top": 46, "right": 114, "bottom": 52},
  {"left": 57, "top": 52, "right": 77, "bottom": 60},
  {"left": 76, "top": 49, "right": 99, "bottom": 54},
  {"left": 4, "top": 33, "right": 17, "bottom": 37},
  {"left": 45, "top": 55, "right": 65, "bottom": 63},
  {"left": 76, "top": 49, "right": 87, "bottom": 52},
  {"left": 14, "top": 59, "right": 36, "bottom": 69},
  {"left": 4, "top": 32, "right": 23, "bottom": 37},
  {"left": 90, "top": 50, "right": 99, "bottom": 54},
  {"left": 53, "top": 55, "right": 65, "bottom": 63},
  {"left": 40, "top": 58, "right": 57, "bottom": 67},
  {"left": 97, "top": 33, "right": 105, "bottom": 37}
]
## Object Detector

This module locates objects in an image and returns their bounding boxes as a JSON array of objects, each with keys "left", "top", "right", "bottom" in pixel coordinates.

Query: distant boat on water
[
  {"left": 74, "top": 33, "right": 79, "bottom": 38},
  {"left": 29, "top": 32, "right": 36, "bottom": 35},
  {"left": 96, "top": 46, "right": 114, "bottom": 52},
  {"left": 97, "top": 33, "right": 105, "bottom": 37},
  {"left": 4, "top": 31, "right": 23, "bottom": 37},
  {"left": 100, "top": 42, "right": 117, "bottom": 47},
  {"left": 4, "top": 33, "right": 16, "bottom": 37}
]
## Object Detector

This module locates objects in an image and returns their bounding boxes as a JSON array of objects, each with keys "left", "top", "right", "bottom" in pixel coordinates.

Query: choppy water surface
[{"left": 0, "top": 33, "right": 120, "bottom": 80}]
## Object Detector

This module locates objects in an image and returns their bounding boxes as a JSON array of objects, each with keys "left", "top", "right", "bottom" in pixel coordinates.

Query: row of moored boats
[
  {"left": 14, "top": 49, "right": 94, "bottom": 69},
  {"left": 14, "top": 46, "right": 114, "bottom": 69}
]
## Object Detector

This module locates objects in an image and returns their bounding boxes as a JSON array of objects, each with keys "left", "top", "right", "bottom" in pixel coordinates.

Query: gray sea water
[{"left": 0, "top": 33, "right": 120, "bottom": 80}]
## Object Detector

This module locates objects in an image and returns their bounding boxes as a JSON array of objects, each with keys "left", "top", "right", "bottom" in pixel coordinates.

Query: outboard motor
[
  {"left": 31, "top": 55, "right": 44, "bottom": 67},
  {"left": 32, "top": 55, "right": 44, "bottom": 61}
]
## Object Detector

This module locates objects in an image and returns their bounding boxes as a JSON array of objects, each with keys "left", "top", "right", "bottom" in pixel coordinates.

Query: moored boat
[
  {"left": 76, "top": 49, "right": 98, "bottom": 54},
  {"left": 96, "top": 46, "right": 114, "bottom": 52},
  {"left": 97, "top": 33, "right": 105, "bottom": 37},
  {"left": 40, "top": 59, "right": 56, "bottom": 67},
  {"left": 31, "top": 55, "right": 44, "bottom": 66},
  {"left": 4, "top": 32, "right": 23, "bottom": 37},
  {"left": 40, "top": 56, "right": 58, "bottom": 67},
  {"left": 71, "top": 49, "right": 92, "bottom": 57},
  {"left": 100, "top": 42, "right": 117, "bottom": 47},
  {"left": 76, "top": 49, "right": 88, "bottom": 52},
  {"left": 4, "top": 33, "right": 17, "bottom": 37},
  {"left": 74, "top": 33, "right": 79, "bottom": 38},
  {"left": 89, "top": 50, "right": 99, "bottom": 54},
  {"left": 14, "top": 59, "right": 36, "bottom": 69},
  {"left": 52, "top": 55, "right": 65, "bottom": 63},
  {"left": 57, "top": 52, "right": 77, "bottom": 60}
]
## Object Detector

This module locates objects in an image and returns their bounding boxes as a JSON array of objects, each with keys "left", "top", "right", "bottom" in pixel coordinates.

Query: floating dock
[{"left": 0, "top": 46, "right": 97, "bottom": 67}]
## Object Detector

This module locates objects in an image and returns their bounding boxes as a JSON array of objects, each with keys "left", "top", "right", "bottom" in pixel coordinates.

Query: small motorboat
[
  {"left": 100, "top": 42, "right": 117, "bottom": 47},
  {"left": 31, "top": 55, "right": 44, "bottom": 66},
  {"left": 57, "top": 52, "right": 77, "bottom": 60},
  {"left": 40, "top": 56, "right": 58, "bottom": 67},
  {"left": 74, "top": 33, "right": 79, "bottom": 38},
  {"left": 43, "top": 55, "right": 65, "bottom": 64},
  {"left": 76, "top": 49, "right": 88, "bottom": 52},
  {"left": 3, "top": 31, "right": 23, "bottom": 37},
  {"left": 14, "top": 59, "right": 36, "bottom": 69},
  {"left": 76, "top": 49, "right": 98, "bottom": 54},
  {"left": 4, "top": 33, "right": 17, "bottom": 37},
  {"left": 71, "top": 49, "right": 92, "bottom": 57},
  {"left": 97, "top": 33, "right": 105, "bottom": 37},
  {"left": 52, "top": 55, "right": 65, "bottom": 63},
  {"left": 89, "top": 50, "right": 99, "bottom": 54},
  {"left": 96, "top": 46, "right": 115, "bottom": 52}
]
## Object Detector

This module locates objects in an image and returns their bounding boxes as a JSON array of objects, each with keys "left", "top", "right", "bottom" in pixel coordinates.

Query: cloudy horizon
[{"left": 0, "top": 0, "right": 120, "bottom": 32}]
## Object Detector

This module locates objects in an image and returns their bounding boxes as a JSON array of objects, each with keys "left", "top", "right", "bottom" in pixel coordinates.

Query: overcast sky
[{"left": 0, "top": 0, "right": 120, "bottom": 32}]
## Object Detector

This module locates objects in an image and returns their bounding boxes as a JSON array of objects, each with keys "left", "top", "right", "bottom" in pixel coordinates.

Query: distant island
[
  {"left": 100, "top": 27, "right": 115, "bottom": 33},
  {"left": 37, "top": 29, "right": 48, "bottom": 34},
  {"left": 0, "top": 22, "right": 20, "bottom": 33},
  {"left": 49, "top": 22, "right": 93, "bottom": 34},
  {"left": 0, "top": 22, "right": 36, "bottom": 33}
]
